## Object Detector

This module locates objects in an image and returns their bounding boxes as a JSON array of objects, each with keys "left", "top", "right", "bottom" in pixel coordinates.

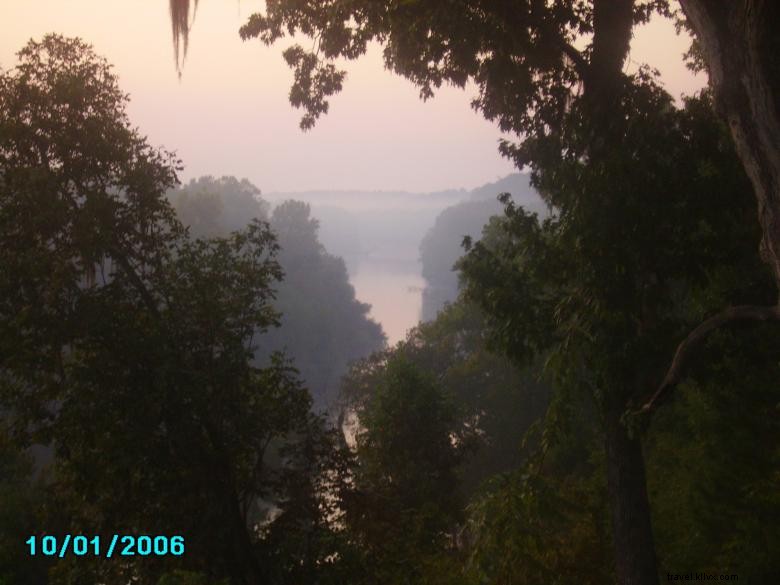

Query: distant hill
[
  {"left": 264, "top": 187, "right": 467, "bottom": 210},
  {"left": 265, "top": 187, "right": 470, "bottom": 276},
  {"left": 420, "top": 173, "right": 547, "bottom": 321},
  {"left": 265, "top": 177, "right": 541, "bottom": 278},
  {"left": 468, "top": 173, "right": 540, "bottom": 206}
]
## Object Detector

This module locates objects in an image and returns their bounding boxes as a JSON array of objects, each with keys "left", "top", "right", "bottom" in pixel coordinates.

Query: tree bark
[
  {"left": 588, "top": 0, "right": 635, "bottom": 125},
  {"left": 605, "top": 404, "right": 659, "bottom": 585},
  {"left": 679, "top": 0, "right": 780, "bottom": 295}
]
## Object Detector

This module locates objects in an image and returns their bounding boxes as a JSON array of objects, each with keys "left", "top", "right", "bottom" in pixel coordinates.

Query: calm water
[{"left": 350, "top": 262, "right": 425, "bottom": 346}]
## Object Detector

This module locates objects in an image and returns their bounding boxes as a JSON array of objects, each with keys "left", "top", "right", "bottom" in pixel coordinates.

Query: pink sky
[{"left": 0, "top": 1, "right": 706, "bottom": 193}]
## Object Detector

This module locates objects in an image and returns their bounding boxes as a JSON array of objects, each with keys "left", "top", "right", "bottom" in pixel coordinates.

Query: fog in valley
[
  {"left": 265, "top": 174, "right": 544, "bottom": 343},
  {"left": 2, "top": 2, "right": 779, "bottom": 585}
]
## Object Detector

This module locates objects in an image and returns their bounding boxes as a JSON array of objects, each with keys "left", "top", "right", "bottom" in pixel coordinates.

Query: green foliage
[
  {"left": 460, "top": 84, "right": 770, "bottom": 404},
  {"left": 466, "top": 471, "right": 611, "bottom": 585},
  {"left": 357, "top": 356, "right": 458, "bottom": 511},
  {"left": 403, "top": 302, "right": 550, "bottom": 493},
  {"left": 458, "top": 82, "right": 776, "bottom": 578},
  {"left": 0, "top": 35, "right": 181, "bottom": 416},
  {"left": 0, "top": 432, "right": 50, "bottom": 585},
  {"left": 345, "top": 355, "right": 462, "bottom": 584},
  {"left": 169, "top": 184, "right": 386, "bottom": 410},
  {"left": 0, "top": 35, "right": 351, "bottom": 584},
  {"left": 646, "top": 324, "right": 780, "bottom": 580},
  {"left": 339, "top": 300, "right": 553, "bottom": 584}
]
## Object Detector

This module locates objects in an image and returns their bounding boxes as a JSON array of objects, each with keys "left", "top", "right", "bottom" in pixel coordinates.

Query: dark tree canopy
[
  {"left": 343, "top": 299, "right": 551, "bottom": 499},
  {"left": 0, "top": 36, "right": 351, "bottom": 585},
  {"left": 342, "top": 355, "right": 464, "bottom": 585},
  {"left": 457, "top": 83, "right": 774, "bottom": 584}
]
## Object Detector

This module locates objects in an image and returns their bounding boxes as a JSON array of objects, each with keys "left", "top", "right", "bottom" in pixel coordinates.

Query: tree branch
[
  {"left": 108, "top": 245, "right": 161, "bottom": 318},
  {"left": 558, "top": 39, "right": 589, "bottom": 79},
  {"left": 641, "top": 303, "right": 780, "bottom": 414}
]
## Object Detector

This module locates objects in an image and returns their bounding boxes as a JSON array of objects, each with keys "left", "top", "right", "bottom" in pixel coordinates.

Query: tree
[
  {"left": 166, "top": 2, "right": 780, "bottom": 581},
  {"left": 169, "top": 176, "right": 270, "bottom": 238},
  {"left": 0, "top": 430, "right": 50, "bottom": 585},
  {"left": 234, "top": 3, "right": 672, "bottom": 582},
  {"left": 344, "top": 355, "right": 464, "bottom": 585},
  {"left": 169, "top": 186, "right": 386, "bottom": 409},
  {"left": 679, "top": 0, "right": 780, "bottom": 289},
  {"left": 0, "top": 35, "right": 349, "bottom": 585},
  {"left": 645, "top": 322, "right": 780, "bottom": 581},
  {"left": 458, "top": 87, "right": 773, "bottom": 583},
  {"left": 263, "top": 201, "right": 385, "bottom": 409},
  {"left": 642, "top": 0, "right": 780, "bottom": 411},
  {"left": 344, "top": 300, "right": 550, "bottom": 496},
  {"left": 337, "top": 298, "right": 558, "bottom": 584},
  {"left": 419, "top": 173, "right": 545, "bottom": 321}
]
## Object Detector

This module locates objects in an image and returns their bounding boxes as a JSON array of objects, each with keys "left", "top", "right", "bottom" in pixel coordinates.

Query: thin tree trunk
[
  {"left": 586, "top": 3, "right": 660, "bottom": 582},
  {"left": 227, "top": 492, "right": 265, "bottom": 585},
  {"left": 605, "top": 406, "right": 659, "bottom": 585}
]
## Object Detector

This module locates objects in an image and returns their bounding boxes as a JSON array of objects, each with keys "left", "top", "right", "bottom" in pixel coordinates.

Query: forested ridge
[
  {"left": 168, "top": 176, "right": 386, "bottom": 410},
  {"left": 1, "top": 1, "right": 780, "bottom": 583},
  {"left": 419, "top": 173, "right": 546, "bottom": 321}
]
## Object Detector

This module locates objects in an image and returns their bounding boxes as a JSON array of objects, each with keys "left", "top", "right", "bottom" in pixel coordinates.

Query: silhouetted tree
[
  {"left": 0, "top": 36, "right": 349, "bottom": 585},
  {"left": 170, "top": 186, "right": 386, "bottom": 410}
]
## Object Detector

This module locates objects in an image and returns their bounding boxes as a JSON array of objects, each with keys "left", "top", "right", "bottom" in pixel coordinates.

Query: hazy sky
[{"left": 0, "top": 0, "right": 706, "bottom": 193}]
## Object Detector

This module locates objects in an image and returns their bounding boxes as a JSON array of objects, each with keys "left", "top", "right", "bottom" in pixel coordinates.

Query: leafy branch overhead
[{"left": 239, "top": 1, "right": 670, "bottom": 142}]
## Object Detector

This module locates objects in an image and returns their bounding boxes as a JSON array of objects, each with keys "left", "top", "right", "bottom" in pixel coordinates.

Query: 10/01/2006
[{"left": 25, "top": 534, "right": 185, "bottom": 558}]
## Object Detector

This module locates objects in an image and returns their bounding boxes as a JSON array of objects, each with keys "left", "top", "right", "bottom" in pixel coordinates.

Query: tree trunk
[
  {"left": 586, "top": 3, "right": 660, "bottom": 582},
  {"left": 588, "top": 0, "right": 634, "bottom": 127},
  {"left": 680, "top": 0, "right": 780, "bottom": 296},
  {"left": 226, "top": 491, "right": 265, "bottom": 585},
  {"left": 605, "top": 406, "right": 659, "bottom": 585}
]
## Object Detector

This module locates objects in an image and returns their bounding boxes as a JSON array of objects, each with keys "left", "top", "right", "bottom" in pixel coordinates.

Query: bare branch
[{"left": 641, "top": 303, "right": 780, "bottom": 414}]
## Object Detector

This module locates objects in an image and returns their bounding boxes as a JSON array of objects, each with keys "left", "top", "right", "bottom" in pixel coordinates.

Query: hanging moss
[{"left": 169, "top": 0, "right": 198, "bottom": 77}]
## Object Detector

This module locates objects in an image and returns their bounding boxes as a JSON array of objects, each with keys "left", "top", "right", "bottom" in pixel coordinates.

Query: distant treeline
[
  {"left": 168, "top": 176, "right": 386, "bottom": 410},
  {"left": 419, "top": 173, "right": 548, "bottom": 322}
]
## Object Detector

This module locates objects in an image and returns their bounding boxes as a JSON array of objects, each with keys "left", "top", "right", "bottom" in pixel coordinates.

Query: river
[{"left": 350, "top": 261, "right": 426, "bottom": 346}]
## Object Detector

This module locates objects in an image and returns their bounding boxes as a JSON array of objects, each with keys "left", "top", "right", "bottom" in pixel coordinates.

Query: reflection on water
[{"left": 350, "top": 262, "right": 425, "bottom": 346}]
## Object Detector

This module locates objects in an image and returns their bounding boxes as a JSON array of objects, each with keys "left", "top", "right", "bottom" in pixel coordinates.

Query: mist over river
[
  {"left": 266, "top": 187, "right": 470, "bottom": 346},
  {"left": 350, "top": 257, "right": 426, "bottom": 346}
]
